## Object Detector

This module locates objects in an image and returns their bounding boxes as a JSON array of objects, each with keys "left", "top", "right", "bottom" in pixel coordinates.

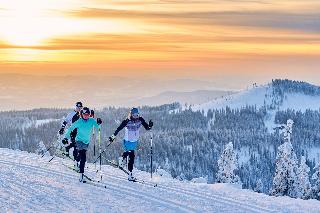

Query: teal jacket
[{"left": 65, "top": 118, "right": 100, "bottom": 144}]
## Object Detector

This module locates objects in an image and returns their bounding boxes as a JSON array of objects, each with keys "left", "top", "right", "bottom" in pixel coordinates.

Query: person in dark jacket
[
  {"left": 59, "top": 101, "right": 83, "bottom": 159},
  {"left": 109, "top": 107, "right": 153, "bottom": 181}
]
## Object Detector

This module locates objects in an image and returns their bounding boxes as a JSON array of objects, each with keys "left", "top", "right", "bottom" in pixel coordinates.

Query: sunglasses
[{"left": 132, "top": 113, "right": 139, "bottom": 118}]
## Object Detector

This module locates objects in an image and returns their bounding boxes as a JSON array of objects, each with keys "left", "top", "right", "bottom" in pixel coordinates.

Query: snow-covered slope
[
  {"left": 126, "top": 90, "right": 232, "bottom": 107},
  {"left": 192, "top": 85, "right": 320, "bottom": 114},
  {"left": 189, "top": 80, "right": 320, "bottom": 131},
  {"left": 192, "top": 86, "right": 269, "bottom": 114},
  {"left": 1, "top": 148, "right": 320, "bottom": 212}
]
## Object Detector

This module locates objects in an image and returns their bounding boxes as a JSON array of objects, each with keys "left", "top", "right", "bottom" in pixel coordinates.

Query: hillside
[
  {"left": 1, "top": 148, "right": 320, "bottom": 212},
  {"left": 190, "top": 79, "right": 320, "bottom": 131},
  {"left": 127, "top": 90, "right": 233, "bottom": 106},
  {"left": 192, "top": 79, "right": 320, "bottom": 113},
  {"left": 2, "top": 79, "right": 320, "bottom": 197}
]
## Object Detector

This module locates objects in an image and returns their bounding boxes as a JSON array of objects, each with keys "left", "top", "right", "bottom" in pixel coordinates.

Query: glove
[
  {"left": 149, "top": 120, "right": 153, "bottom": 128},
  {"left": 109, "top": 134, "right": 116, "bottom": 142},
  {"left": 97, "top": 118, "right": 102, "bottom": 125},
  {"left": 59, "top": 128, "right": 65, "bottom": 135},
  {"left": 62, "top": 138, "right": 68, "bottom": 145}
]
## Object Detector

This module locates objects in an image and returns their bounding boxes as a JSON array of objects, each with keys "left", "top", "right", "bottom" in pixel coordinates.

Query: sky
[{"left": 0, "top": 0, "right": 320, "bottom": 88}]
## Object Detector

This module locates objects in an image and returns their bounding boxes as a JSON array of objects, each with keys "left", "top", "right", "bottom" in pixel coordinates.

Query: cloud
[
  {"left": 1, "top": 33, "right": 319, "bottom": 52},
  {"left": 101, "top": 0, "right": 271, "bottom": 5},
  {"left": 67, "top": 7, "right": 320, "bottom": 33}
]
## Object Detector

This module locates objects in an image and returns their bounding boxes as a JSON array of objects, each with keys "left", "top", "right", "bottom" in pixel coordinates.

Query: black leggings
[
  {"left": 65, "top": 141, "right": 78, "bottom": 160},
  {"left": 78, "top": 150, "right": 87, "bottom": 174},
  {"left": 122, "top": 151, "right": 135, "bottom": 172},
  {"left": 65, "top": 129, "right": 78, "bottom": 160}
]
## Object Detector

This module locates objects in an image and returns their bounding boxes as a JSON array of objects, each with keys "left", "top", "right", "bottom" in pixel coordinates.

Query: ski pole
[
  {"left": 93, "top": 128, "right": 96, "bottom": 157},
  {"left": 48, "top": 134, "right": 61, "bottom": 162},
  {"left": 93, "top": 141, "right": 114, "bottom": 164},
  {"left": 93, "top": 127, "right": 96, "bottom": 169},
  {"left": 150, "top": 130, "right": 153, "bottom": 179},
  {"left": 98, "top": 128, "right": 102, "bottom": 181},
  {"left": 41, "top": 146, "right": 53, "bottom": 158},
  {"left": 42, "top": 133, "right": 60, "bottom": 158}
]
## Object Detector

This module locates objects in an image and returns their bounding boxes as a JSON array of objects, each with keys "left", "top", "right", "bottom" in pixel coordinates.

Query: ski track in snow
[
  {"left": 98, "top": 171, "right": 274, "bottom": 213},
  {"left": 0, "top": 158, "right": 257, "bottom": 213},
  {"left": 0, "top": 159, "right": 191, "bottom": 213},
  {"left": 1, "top": 149, "right": 320, "bottom": 213}
]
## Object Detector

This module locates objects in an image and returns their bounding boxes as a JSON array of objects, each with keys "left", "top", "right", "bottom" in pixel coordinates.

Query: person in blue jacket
[
  {"left": 62, "top": 107, "right": 102, "bottom": 182},
  {"left": 109, "top": 107, "right": 153, "bottom": 181}
]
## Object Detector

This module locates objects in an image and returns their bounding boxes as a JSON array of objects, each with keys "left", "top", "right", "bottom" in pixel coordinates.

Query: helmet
[
  {"left": 130, "top": 107, "right": 140, "bottom": 119},
  {"left": 80, "top": 107, "right": 91, "bottom": 119},
  {"left": 76, "top": 101, "right": 83, "bottom": 108},
  {"left": 131, "top": 107, "right": 139, "bottom": 114}
]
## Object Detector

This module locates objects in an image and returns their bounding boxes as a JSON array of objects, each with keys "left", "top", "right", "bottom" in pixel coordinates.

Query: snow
[
  {"left": 191, "top": 86, "right": 269, "bottom": 115},
  {"left": 189, "top": 84, "right": 320, "bottom": 133},
  {"left": 306, "top": 147, "right": 320, "bottom": 163},
  {"left": 191, "top": 177, "right": 207, "bottom": 184},
  {"left": 236, "top": 146, "right": 252, "bottom": 165},
  {"left": 191, "top": 85, "right": 320, "bottom": 114},
  {"left": 22, "top": 119, "right": 60, "bottom": 129},
  {"left": 1, "top": 148, "right": 320, "bottom": 212},
  {"left": 34, "top": 119, "right": 60, "bottom": 128},
  {"left": 281, "top": 93, "right": 320, "bottom": 111}
]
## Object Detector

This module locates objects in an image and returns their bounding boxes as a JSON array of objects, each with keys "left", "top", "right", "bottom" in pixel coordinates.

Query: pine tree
[
  {"left": 312, "top": 162, "right": 320, "bottom": 200},
  {"left": 254, "top": 179, "right": 263, "bottom": 193},
  {"left": 216, "top": 142, "right": 241, "bottom": 185},
  {"left": 296, "top": 156, "right": 311, "bottom": 199},
  {"left": 36, "top": 141, "right": 49, "bottom": 157},
  {"left": 270, "top": 141, "right": 299, "bottom": 198}
]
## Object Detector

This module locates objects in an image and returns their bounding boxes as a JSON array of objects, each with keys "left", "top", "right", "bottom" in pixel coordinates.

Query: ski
[
  {"left": 128, "top": 178, "right": 158, "bottom": 187},
  {"left": 62, "top": 163, "right": 93, "bottom": 182},
  {"left": 83, "top": 179, "right": 108, "bottom": 188},
  {"left": 101, "top": 158, "right": 129, "bottom": 175}
]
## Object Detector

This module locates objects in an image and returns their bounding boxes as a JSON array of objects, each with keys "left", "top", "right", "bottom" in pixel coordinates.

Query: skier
[
  {"left": 108, "top": 107, "right": 153, "bottom": 181},
  {"left": 62, "top": 107, "right": 102, "bottom": 182},
  {"left": 59, "top": 101, "right": 83, "bottom": 159}
]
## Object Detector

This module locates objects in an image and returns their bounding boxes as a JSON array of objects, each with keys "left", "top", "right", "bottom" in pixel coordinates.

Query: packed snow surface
[{"left": 1, "top": 148, "right": 320, "bottom": 212}]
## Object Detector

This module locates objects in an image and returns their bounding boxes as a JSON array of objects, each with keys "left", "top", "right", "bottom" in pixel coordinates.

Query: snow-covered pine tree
[
  {"left": 296, "top": 156, "right": 311, "bottom": 199},
  {"left": 270, "top": 141, "right": 299, "bottom": 198},
  {"left": 216, "top": 142, "right": 241, "bottom": 185},
  {"left": 312, "top": 162, "right": 320, "bottom": 200},
  {"left": 36, "top": 141, "right": 50, "bottom": 157},
  {"left": 254, "top": 179, "right": 263, "bottom": 193}
]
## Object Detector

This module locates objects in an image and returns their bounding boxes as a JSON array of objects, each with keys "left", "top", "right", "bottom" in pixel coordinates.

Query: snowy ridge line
[
  {"left": 89, "top": 170, "right": 275, "bottom": 213},
  {"left": 0, "top": 160, "right": 198, "bottom": 213}
]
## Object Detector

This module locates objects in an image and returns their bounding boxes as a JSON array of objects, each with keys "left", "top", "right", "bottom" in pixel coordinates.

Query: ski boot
[
  {"left": 79, "top": 173, "right": 86, "bottom": 183},
  {"left": 74, "top": 161, "right": 80, "bottom": 172},
  {"left": 128, "top": 172, "right": 137, "bottom": 182}
]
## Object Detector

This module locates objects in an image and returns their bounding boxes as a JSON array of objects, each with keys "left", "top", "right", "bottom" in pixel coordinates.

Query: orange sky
[{"left": 0, "top": 0, "right": 320, "bottom": 84}]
